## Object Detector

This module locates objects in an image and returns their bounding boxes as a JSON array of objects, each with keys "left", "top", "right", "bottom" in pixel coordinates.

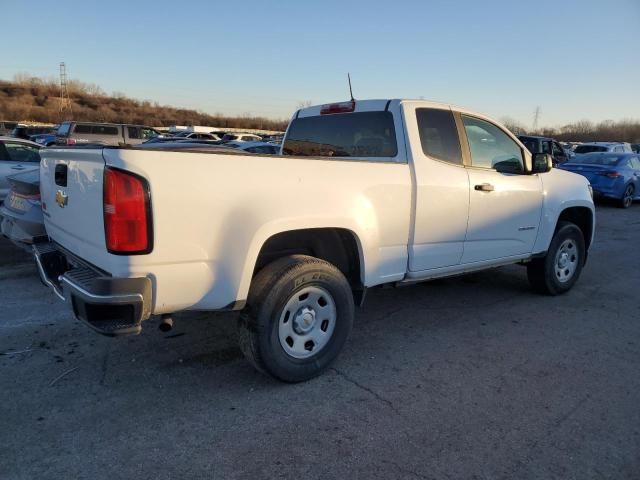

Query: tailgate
[{"left": 40, "top": 148, "right": 108, "bottom": 267}]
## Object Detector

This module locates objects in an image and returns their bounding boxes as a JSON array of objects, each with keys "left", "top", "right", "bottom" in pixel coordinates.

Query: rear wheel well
[
  {"left": 558, "top": 207, "right": 593, "bottom": 250},
  {"left": 254, "top": 228, "right": 363, "bottom": 288}
]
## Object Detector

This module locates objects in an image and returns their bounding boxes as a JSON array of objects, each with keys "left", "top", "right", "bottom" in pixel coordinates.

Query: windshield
[
  {"left": 574, "top": 145, "right": 607, "bottom": 154},
  {"left": 56, "top": 123, "right": 71, "bottom": 137},
  {"left": 569, "top": 153, "right": 623, "bottom": 166}
]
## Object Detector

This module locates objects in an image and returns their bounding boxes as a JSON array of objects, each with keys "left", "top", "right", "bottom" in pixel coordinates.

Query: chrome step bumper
[{"left": 33, "top": 242, "right": 152, "bottom": 336}]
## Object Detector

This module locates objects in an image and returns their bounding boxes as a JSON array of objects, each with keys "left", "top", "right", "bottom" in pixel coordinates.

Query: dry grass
[{"left": 0, "top": 75, "right": 288, "bottom": 130}]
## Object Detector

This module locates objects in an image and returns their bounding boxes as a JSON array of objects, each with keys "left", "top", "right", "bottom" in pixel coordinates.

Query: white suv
[{"left": 574, "top": 142, "right": 633, "bottom": 154}]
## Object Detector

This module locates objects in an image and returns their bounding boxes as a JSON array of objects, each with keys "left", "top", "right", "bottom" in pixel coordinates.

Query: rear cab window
[{"left": 283, "top": 111, "right": 398, "bottom": 160}]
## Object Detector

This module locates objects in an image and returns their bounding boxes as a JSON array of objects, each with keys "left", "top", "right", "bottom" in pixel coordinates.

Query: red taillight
[
  {"left": 103, "top": 167, "right": 152, "bottom": 254},
  {"left": 66, "top": 138, "right": 77, "bottom": 145},
  {"left": 597, "top": 171, "right": 621, "bottom": 178},
  {"left": 320, "top": 101, "right": 356, "bottom": 115}
]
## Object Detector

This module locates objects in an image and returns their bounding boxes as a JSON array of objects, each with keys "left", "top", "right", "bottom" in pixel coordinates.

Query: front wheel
[
  {"left": 620, "top": 184, "right": 635, "bottom": 209},
  {"left": 238, "top": 255, "right": 354, "bottom": 382},
  {"left": 527, "top": 221, "right": 585, "bottom": 295}
]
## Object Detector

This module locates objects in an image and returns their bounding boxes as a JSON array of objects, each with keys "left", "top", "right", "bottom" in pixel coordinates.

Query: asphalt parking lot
[{"left": 1, "top": 203, "right": 639, "bottom": 480}]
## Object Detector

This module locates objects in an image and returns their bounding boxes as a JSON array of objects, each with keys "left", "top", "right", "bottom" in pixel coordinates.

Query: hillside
[{"left": 0, "top": 76, "right": 289, "bottom": 130}]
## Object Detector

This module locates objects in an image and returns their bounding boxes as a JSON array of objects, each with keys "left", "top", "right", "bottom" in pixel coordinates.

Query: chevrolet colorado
[{"left": 34, "top": 99, "right": 595, "bottom": 382}]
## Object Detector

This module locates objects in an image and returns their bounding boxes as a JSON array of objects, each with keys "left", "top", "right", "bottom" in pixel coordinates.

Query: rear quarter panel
[{"left": 102, "top": 148, "right": 412, "bottom": 314}]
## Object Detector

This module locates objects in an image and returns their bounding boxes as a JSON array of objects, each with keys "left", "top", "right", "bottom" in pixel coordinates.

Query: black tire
[
  {"left": 238, "top": 255, "right": 354, "bottom": 383},
  {"left": 620, "top": 184, "right": 635, "bottom": 209},
  {"left": 527, "top": 221, "right": 585, "bottom": 295}
]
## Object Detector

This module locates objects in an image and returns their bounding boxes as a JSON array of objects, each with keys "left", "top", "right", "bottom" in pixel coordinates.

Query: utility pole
[
  {"left": 532, "top": 106, "right": 540, "bottom": 132},
  {"left": 59, "top": 62, "right": 72, "bottom": 119}
]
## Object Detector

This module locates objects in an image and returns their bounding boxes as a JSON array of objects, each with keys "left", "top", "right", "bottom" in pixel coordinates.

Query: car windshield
[
  {"left": 569, "top": 153, "right": 623, "bottom": 166},
  {"left": 56, "top": 123, "right": 71, "bottom": 136},
  {"left": 574, "top": 145, "right": 608, "bottom": 154}
]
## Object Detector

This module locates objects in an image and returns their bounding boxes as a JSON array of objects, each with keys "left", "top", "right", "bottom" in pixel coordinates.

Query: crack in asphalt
[{"left": 330, "top": 367, "right": 400, "bottom": 415}]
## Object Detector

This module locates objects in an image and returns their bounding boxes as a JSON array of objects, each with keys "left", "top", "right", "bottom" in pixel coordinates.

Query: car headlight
[{"left": 587, "top": 184, "right": 593, "bottom": 199}]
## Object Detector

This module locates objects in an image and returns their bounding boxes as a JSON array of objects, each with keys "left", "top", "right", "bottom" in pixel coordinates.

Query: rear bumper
[
  {"left": 0, "top": 206, "right": 46, "bottom": 247},
  {"left": 33, "top": 242, "right": 152, "bottom": 336},
  {"left": 592, "top": 188, "right": 622, "bottom": 200}
]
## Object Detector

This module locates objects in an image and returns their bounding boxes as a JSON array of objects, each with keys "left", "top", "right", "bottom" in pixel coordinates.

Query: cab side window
[
  {"left": 140, "top": 128, "right": 157, "bottom": 139},
  {"left": 461, "top": 115, "right": 524, "bottom": 174},
  {"left": 415, "top": 108, "right": 462, "bottom": 165},
  {"left": 128, "top": 127, "right": 140, "bottom": 139}
]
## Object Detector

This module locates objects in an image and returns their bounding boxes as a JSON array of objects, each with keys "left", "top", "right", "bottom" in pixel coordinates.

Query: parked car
[
  {"left": 225, "top": 141, "right": 281, "bottom": 154},
  {"left": 0, "top": 137, "right": 41, "bottom": 201},
  {"left": 35, "top": 98, "right": 594, "bottom": 383},
  {"left": 11, "top": 125, "right": 55, "bottom": 140},
  {"left": 559, "top": 152, "right": 640, "bottom": 208},
  {"left": 0, "top": 168, "right": 45, "bottom": 249},
  {"left": 573, "top": 142, "right": 633, "bottom": 154},
  {"left": 0, "top": 121, "right": 20, "bottom": 136},
  {"left": 30, "top": 133, "right": 57, "bottom": 146},
  {"left": 55, "top": 122, "right": 159, "bottom": 146},
  {"left": 517, "top": 135, "right": 569, "bottom": 166},
  {"left": 173, "top": 132, "right": 221, "bottom": 141},
  {"left": 220, "top": 133, "right": 262, "bottom": 143},
  {"left": 137, "top": 141, "right": 237, "bottom": 152}
]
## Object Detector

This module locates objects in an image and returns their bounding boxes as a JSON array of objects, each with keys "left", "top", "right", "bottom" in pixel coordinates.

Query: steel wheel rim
[
  {"left": 278, "top": 286, "right": 337, "bottom": 359},
  {"left": 623, "top": 186, "right": 633, "bottom": 207},
  {"left": 554, "top": 238, "right": 579, "bottom": 283}
]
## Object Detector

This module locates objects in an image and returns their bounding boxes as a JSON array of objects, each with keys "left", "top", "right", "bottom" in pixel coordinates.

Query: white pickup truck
[{"left": 35, "top": 99, "right": 595, "bottom": 382}]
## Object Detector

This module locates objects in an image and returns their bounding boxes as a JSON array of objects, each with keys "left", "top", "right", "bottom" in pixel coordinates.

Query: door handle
[{"left": 474, "top": 183, "right": 495, "bottom": 192}]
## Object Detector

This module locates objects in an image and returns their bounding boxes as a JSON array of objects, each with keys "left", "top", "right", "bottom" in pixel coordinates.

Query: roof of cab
[{"left": 296, "top": 99, "right": 459, "bottom": 118}]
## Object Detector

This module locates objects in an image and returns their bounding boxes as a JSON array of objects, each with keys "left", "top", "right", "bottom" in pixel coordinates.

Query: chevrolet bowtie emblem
[{"left": 55, "top": 190, "right": 68, "bottom": 208}]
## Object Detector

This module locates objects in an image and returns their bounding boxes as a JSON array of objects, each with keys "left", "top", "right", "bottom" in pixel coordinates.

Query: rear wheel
[
  {"left": 620, "top": 184, "right": 635, "bottom": 209},
  {"left": 527, "top": 221, "right": 585, "bottom": 295},
  {"left": 238, "top": 255, "right": 354, "bottom": 382}
]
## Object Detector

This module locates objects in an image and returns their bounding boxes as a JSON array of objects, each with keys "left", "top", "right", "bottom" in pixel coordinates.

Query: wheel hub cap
[
  {"left": 554, "top": 239, "right": 579, "bottom": 283},
  {"left": 278, "top": 286, "right": 337, "bottom": 359},
  {"left": 558, "top": 252, "right": 569, "bottom": 268},
  {"left": 293, "top": 307, "right": 316, "bottom": 334}
]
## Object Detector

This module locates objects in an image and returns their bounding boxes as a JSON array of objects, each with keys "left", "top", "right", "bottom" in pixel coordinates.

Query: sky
[{"left": 3, "top": 0, "right": 639, "bottom": 126}]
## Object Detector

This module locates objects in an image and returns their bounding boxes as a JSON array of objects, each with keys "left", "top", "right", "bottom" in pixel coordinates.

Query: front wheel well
[
  {"left": 557, "top": 207, "right": 593, "bottom": 250},
  {"left": 254, "top": 228, "right": 363, "bottom": 288}
]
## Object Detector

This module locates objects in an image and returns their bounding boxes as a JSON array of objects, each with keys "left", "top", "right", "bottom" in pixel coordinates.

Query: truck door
[
  {"left": 405, "top": 106, "right": 470, "bottom": 271},
  {"left": 459, "top": 114, "right": 542, "bottom": 264}
]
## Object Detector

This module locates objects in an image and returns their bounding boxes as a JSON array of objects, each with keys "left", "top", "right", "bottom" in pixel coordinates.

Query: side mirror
[{"left": 532, "top": 153, "right": 553, "bottom": 173}]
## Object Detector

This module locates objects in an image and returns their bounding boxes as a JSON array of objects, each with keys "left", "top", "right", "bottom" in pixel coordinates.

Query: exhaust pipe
[{"left": 159, "top": 315, "right": 174, "bottom": 332}]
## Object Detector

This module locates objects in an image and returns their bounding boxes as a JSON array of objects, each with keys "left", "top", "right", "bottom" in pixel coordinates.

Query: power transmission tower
[
  {"left": 532, "top": 106, "right": 540, "bottom": 132},
  {"left": 59, "top": 62, "right": 72, "bottom": 118}
]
